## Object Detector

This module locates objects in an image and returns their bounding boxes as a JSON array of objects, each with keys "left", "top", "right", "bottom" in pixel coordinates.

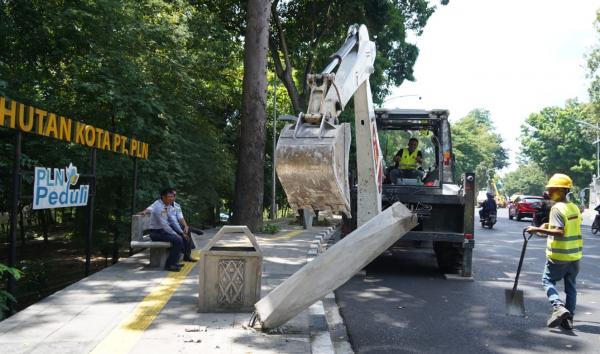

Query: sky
[{"left": 383, "top": 0, "right": 599, "bottom": 172}]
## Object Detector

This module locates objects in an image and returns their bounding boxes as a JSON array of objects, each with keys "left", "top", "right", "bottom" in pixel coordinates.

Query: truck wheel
[
  {"left": 433, "top": 243, "right": 463, "bottom": 274},
  {"left": 516, "top": 214, "right": 522, "bottom": 221}
]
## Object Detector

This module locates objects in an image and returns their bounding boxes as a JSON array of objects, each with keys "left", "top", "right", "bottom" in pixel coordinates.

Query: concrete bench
[{"left": 130, "top": 214, "right": 171, "bottom": 268}]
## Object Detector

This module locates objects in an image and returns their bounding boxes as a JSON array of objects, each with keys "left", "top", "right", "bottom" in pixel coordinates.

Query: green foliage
[
  {"left": 501, "top": 163, "right": 548, "bottom": 196},
  {"left": 0, "top": 1, "right": 242, "bottom": 233},
  {"left": 209, "top": 0, "right": 449, "bottom": 111},
  {"left": 587, "top": 10, "right": 600, "bottom": 114},
  {"left": 520, "top": 101, "right": 595, "bottom": 188},
  {"left": 451, "top": 109, "right": 508, "bottom": 189},
  {"left": 16, "top": 260, "right": 47, "bottom": 300},
  {"left": 0, "top": 263, "right": 21, "bottom": 319},
  {"left": 258, "top": 223, "right": 280, "bottom": 234}
]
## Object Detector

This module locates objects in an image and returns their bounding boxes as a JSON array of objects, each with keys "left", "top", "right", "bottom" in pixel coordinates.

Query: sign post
[
  {"left": 85, "top": 149, "right": 96, "bottom": 276},
  {"left": 7, "top": 131, "right": 21, "bottom": 314}
]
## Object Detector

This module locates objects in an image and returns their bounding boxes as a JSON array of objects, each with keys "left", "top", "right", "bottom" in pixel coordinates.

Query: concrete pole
[
  {"left": 271, "top": 77, "right": 277, "bottom": 220},
  {"left": 596, "top": 123, "right": 600, "bottom": 178}
]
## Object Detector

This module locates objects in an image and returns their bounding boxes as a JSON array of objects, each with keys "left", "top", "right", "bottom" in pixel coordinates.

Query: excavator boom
[{"left": 275, "top": 24, "right": 383, "bottom": 223}]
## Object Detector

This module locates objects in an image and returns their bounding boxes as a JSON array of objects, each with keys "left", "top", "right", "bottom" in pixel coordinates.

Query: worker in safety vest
[
  {"left": 526, "top": 173, "right": 582, "bottom": 330},
  {"left": 390, "top": 138, "right": 423, "bottom": 183}
]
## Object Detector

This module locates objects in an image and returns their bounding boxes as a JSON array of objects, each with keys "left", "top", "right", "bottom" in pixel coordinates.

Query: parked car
[{"left": 508, "top": 195, "right": 543, "bottom": 221}]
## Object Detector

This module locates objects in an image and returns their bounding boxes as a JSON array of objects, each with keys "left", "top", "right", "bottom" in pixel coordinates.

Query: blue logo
[{"left": 33, "top": 163, "right": 89, "bottom": 210}]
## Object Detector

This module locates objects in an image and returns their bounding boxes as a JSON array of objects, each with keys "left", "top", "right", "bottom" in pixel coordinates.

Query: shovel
[{"left": 505, "top": 228, "right": 534, "bottom": 316}]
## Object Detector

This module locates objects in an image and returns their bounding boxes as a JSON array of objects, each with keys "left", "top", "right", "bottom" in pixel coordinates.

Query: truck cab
[{"left": 344, "top": 108, "right": 475, "bottom": 277}]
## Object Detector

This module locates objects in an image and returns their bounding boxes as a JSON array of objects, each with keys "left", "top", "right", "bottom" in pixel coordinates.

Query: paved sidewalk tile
[{"left": 0, "top": 223, "right": 335, "bottom": 354}]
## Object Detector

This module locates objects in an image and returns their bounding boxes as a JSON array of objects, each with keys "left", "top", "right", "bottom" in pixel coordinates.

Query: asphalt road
[{"left": 335, "top": 208, "right": 600, "bottom": 354}]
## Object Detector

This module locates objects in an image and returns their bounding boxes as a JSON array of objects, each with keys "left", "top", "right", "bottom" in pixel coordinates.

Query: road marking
[
  {"left": 90, "top": 253, "right": 198, "bottom": 354},
  {"left": 265, "top": 229, "right": 303, "bottom": 241}
]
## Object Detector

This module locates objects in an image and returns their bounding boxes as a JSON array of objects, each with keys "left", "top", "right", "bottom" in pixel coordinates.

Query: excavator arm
[{"left": 275, "top": 24, "right": 383, "bottom": 226}]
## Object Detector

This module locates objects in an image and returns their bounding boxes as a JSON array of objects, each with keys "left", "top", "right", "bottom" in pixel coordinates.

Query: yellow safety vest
[
  {"left": 399, "top": 149, "right": 419, "bottom": 170},
  {"left": 546, "top": 202, "right": 583, "bottom": 262}
]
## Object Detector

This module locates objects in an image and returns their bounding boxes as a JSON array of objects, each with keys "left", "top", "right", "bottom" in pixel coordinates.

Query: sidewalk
[{"left": 0, "top": 223, "right": 339, "bottom": 354}]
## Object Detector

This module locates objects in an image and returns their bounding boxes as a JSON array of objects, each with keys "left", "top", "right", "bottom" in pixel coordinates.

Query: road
[{"left": 335, "top": 208, "right": 600, "bottom": 354}]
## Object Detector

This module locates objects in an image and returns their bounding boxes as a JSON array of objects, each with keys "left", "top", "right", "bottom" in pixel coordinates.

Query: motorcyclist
[
  {"left": 533, "top": 191, "right": 554, "bottom": 227},
  {"left": 479, "top": 192, "right": 497, "bottom": 220}
]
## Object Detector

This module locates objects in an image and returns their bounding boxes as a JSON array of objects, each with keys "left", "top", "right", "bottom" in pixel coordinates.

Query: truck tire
[{"left": 433, "top": 243, "right": 464, "bottom": 274}]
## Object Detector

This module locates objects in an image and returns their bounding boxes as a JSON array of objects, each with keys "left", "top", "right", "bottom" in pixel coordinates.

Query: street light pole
[
  {"left": 588, "top": 127, "right": 600, "bottom": 179},
  {"left": 271, "top": 77, "right": 277, "bottom": 221}
]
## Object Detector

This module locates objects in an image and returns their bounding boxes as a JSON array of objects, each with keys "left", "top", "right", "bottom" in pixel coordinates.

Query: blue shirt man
[
  {"left": 143, "top": 189, "right": 183, "bottom": 271},
  {"left": 146, "top": 199, "right": 180, "bottom": 235},
  {"left": 166, "top": 192, "right": 197, "bottom": 262}
]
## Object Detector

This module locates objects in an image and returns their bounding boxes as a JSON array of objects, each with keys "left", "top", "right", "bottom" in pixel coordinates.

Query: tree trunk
[{"left": 232, "top": 0, "right": 272, "bottom": 232}]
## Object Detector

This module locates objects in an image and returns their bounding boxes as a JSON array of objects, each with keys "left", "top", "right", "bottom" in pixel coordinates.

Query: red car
[{"left": 509, "top": 195, "right": 543, "bottom": 221}]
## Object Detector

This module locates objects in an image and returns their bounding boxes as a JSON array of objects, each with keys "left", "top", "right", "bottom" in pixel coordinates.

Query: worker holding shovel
[{"left": 526, "top": 173, "right": 583, "bottom": 330}]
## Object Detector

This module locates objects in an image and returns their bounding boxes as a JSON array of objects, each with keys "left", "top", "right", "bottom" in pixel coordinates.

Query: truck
[
  {"left": 343, "top": 108, "right": 475, "bottom": 277},
  {"left": 274, "top": 24, "right": 474, "bottom": 278}
]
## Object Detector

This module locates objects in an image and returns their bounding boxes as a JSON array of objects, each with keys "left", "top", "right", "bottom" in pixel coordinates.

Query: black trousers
[
  {"left": 149, "top": 229, "right": 183, "bottom": 268},
  {"left": 177, "top": 232, "right": 194, "bottom": 259}
]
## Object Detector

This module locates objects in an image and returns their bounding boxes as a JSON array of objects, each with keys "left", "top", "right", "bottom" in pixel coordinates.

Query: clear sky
[{"left": 383, "top": 1, "right": 599, "bottom": 171}]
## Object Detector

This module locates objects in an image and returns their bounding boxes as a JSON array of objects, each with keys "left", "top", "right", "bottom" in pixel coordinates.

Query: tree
[
  {"left": 451, "top": 109, "right": 508, "bottom": 189},
  {"left": 210, "top": 0, "right": 449, "bottom": 112},
  {"left": 269, "top": 0, "right": 448, "bottom": 112},
  {"left": 586, "top": 10, "right": 600, "bottom": 117},
  {"left": 501, "top": 163, "right": 548, "bottom": 197},
  {"left": 0, "top": 0, "right": 242, "bottom": 250},
  {"left": 520, "top": 100, "right": 595, "bottom": 188},
  {"left": 231, "top": 0, "right": 272, "bottom": 231}
]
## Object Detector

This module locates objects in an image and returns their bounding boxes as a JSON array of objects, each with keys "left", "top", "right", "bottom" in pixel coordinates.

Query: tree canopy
[
  {"left": 501, "top": 162, "right": 548, "bottom": 197},
  {"left": 451, "top": 109, "right": 508, "bottom": 189},
  {"left": 519, "top": 100, "right": 595, "bottom": 188},
  {"left": 0, "top": 0, "right": 242, "bottom": 238},
  {"left": 210, "top": 0, "right": 449, "bottom": 113}
]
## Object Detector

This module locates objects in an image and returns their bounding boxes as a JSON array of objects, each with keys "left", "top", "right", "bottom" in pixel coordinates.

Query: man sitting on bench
[
  {"left": 168, "top": 187, "right": 198, "bottom": 262},
  {"left": 144, "top": 188, "right": 184, "bottom": 272}
]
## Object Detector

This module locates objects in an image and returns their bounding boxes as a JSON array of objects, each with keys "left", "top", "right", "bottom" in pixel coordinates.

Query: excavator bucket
[{"left": 275, "top": 122, "right": 351, "bottom": 216}]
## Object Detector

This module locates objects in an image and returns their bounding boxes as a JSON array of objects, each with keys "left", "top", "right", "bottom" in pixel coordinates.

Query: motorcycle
[
  {"left": 481, "top": 211, "right": 497, "bottom": 229},
  {"left": 593, "top": 205, "right": 600, "bottom": 235}
]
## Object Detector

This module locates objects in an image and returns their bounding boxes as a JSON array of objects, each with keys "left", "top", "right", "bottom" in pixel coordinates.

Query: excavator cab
[
  {"left": 376, "top": 108, "right": 454, "bottom": 190},
  {"left": 380, "top": 127, "right": 440, "bottom": 186}
]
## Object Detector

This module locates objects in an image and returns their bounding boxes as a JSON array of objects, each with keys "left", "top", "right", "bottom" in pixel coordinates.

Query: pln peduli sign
[{"left": 33, "top": 163, "right": 89, "bottom": 210}]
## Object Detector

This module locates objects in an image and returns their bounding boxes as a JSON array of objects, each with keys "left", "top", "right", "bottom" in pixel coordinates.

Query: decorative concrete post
[{"left": 198, "top": 225, "right": 262, "bottom": 312}]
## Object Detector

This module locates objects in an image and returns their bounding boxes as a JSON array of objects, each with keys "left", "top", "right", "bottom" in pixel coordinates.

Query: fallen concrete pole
[{"left": 254, "top": 202, "right": 417, "bottom": 329}]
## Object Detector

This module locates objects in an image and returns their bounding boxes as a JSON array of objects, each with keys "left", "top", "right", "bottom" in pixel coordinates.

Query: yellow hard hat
[{"left": 546, "top": 173, "right": 573, "bottom": 189}]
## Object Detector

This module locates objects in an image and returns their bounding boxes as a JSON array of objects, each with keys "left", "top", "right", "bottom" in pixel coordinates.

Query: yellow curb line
[
  {"left": 264, "top": 228, "right": 303, "bottom": 241},
  {"left": 90, "top": 251, "right": 199, "bottom": 354}
]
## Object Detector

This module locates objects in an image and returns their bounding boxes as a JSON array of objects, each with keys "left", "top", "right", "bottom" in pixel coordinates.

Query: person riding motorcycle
[
  {"left": 479, "top": 192, "right": 497, "bottom": 220},
  {"left": 533, "top": 191, "right": 554, "bottom": 227}
]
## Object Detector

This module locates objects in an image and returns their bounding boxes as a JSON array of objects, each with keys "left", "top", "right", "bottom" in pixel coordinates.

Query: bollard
[{"left": 198, "top": 225, "right": 262, "bottom": 312}]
